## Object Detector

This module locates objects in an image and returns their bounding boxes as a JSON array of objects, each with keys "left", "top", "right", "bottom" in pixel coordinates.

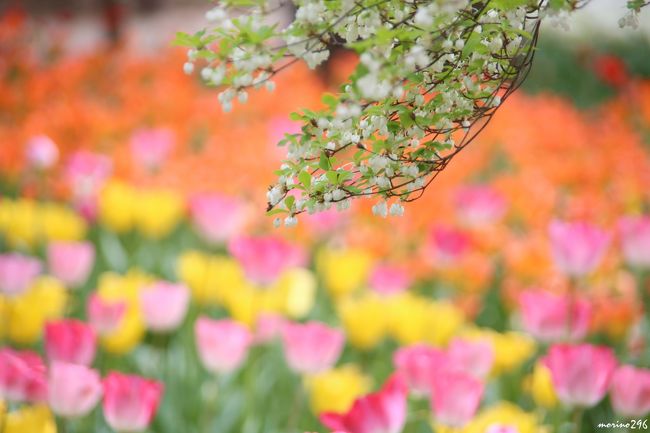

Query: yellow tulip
[
  {"left": 41, "top": 203, "right": 87, "bottom": 242},
  {"left": 134, "top": 188, "right": 184, "bottom": 239},
  {"left": 3, "top": 405, "right": 56, "bottom": 433},
  {"left": 1, "top": 199, "right": 39, "bottom": 248},
  {"left": 461, "top": 327, "right": 536, "bottom": 375},
  {"left": 338, "top": 294, "right": 387, "bottom": 350},
  {"left": 177, "top": 251, "right": 245, "bottom": 305},
  {"left": 5, "top": 277, "right": 67, "bottom": 344},
  {"left": 317, "top": 247, "right": 372, "bottom": 298},
  {"left": 306, "top": 365, "right": 371, "bottom": 415},
  {"left": 462, "top": 402, "right": 541, "bottom": 433},
  {"left": 275, "top": 268, "right": 316, "bottom": 319},
  {"left": 98, "top": 180, "right": 137, "bottom": 233},
  {"left": 387, "top": 293, "right": 429, "bottom": 345},
  {"left": 423, "top": 300, "right": 465, "bottom": 347},
  {"left": 97, "top": 270, "right": 151, "bottom": 354},
  {"left": 528, "top": 362, "right": 558, "bottom": 408}
]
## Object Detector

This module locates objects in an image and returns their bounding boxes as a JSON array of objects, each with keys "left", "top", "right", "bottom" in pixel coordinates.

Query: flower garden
[{"left": 1, "top": 3, "right": 650, "bottom": 433}]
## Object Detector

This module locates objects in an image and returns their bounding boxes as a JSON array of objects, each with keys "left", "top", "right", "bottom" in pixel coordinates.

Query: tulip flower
[
  {"left": 103, "top": 372, "right": 163, "bottom": 433},
  {"left": 87, "top": 294, "right": 126, "bottom": 335},
  {"left": 48, "top": 361, "right": 102, "bottom": 418},
  {"left": 455, "top": 185, "right": 507, "bottom": 226},
  {"left": 368, "top": 264, "right": 411, "bottom": 296},
  {"left": 195, "top": 317, "right": 252, "bottom": 374},
  {"left": 47, "top": 241, "right": 95, "bottom": 288},
  {"left": 139, "top": 281, "right": 189, "bottom": 332},
  {"left": 282, "top": 321, "right": 345, "bottom": 374},
  {"left": 0, "top": 253, "right": 41, "bottom": 297},
  {"left": 609, "top": 365, "right": 650, "bottom": 417},
  {"left": 430, "top": 370, "right": 484, "bottom": 428},
  {"left": 428, "top": 225, "right": 471, "bottom": 264},
  {"left": 0, "top": 348, "right": 47, "bottom": 403},
  {"left": 25, "top": 134, "right": 59, "bottom": 169},
  {"left": 45, "top": 319, "right": 97, "bottom": 366},
  {"left": 190, "top": 193, "right": 249, "bottom": 244},
  {"left": 130, "top": 127, "right": 174, "bottom": 170},
  {"left": 447, "top": 338, "right": 495, "bottom": 379},
  {"left": 543, "top": 344, "right": 617, "bottom": 407},
  {"left": 548, "top": 220, "right": 610, "bottom": 277},
  {"left": 519, "top": 290, "right": 591, "bottom": 342},
  {"left": 393, "top": 344, "right": 449, "bottom": 396},
  {"left": 228, "top": 235, "right": 305, "bottom": 285},
  {"left": 321, "top": 374, "right": 407, "bottom": 433},
  {"left": 618, "top": 216, "right": 650, "bottom": 268}
]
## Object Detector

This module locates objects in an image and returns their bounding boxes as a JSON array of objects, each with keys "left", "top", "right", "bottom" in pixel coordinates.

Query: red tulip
[
  {"left": 321, "top": 375, "right": 407, "bottom": 433},
  {"left": 0, "top": 348, "right": 47, "bottom": 403},
  {"left": 103, "top": 372, "right": 163, "bottom": 432},
  {"left": 45, "top": 319, "right": 97, "bottom": 366}
]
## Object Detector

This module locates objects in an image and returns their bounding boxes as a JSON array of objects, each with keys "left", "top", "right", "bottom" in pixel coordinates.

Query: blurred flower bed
[{"left": 1, "top": 8, "right": 650, "bottom": 433}]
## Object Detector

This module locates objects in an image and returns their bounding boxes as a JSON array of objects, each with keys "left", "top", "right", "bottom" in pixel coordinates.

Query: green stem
[
  {"left": 572, "top": 408, "right": 584, "bottom": 433},
  {"left": 56, "top": 416, "right": 68, "bottom": 433}
]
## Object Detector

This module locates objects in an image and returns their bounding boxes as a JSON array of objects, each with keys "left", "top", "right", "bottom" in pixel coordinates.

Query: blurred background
[{"left": 1, "top": 1, "right": 650, "bottom": 432}]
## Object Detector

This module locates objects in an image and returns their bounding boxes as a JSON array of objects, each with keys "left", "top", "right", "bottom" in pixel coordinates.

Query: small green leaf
[{"left": 298, "top": 171, "right": 312, "bottom": 188}]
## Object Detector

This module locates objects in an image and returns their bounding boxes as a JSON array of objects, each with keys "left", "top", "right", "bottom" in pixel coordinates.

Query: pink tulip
[
  {"left": 87, "top": 294, "right": 126, "bottom": 335},
  {"left": 47, "top": 241, "right": 95, "bottom": 287},
  {"left": 139, "top": 281, "right": 190, "bottom": 332},
  {"left": 548, "top": 220, "right": 611, "bottom": 277},
  {"left": 26, "top": 134, "right": 59, "bottom": 169},
  {"left": 48, "top": 361, "right": 102, "bottom": 418},
  {"left": 519, "top": 290, "right": 591, "bottom": 343},
  {"left": 103, "top": 372, "right": 163, "bottom": 433},
  {"left": 45, "top": 319, "right": 97, "bottom": 366},
  {"left": 282, "top": 321, "right": 344, "bottom": 374},
  {"left": 430, "top": 371, "right": 484, "bottom": 428},
  {"left": 321, "top": 374, "right": 407, "bottom": 433},
  {"left": 130, "top": 127, "right": 174, "bottom": 170},
  {"left": 0, "top": 348, "right": 47, "bottom": 403},
  {"left": 65, "top": 151, "right": 112, "bottom": 199},
  {"left": 610, "top": 365, "right": 650, "bottom": 417},
  {"left": 0, "top": 253, "right": 41, "bottom": 297},
  {"left": 190, "top": 193, "right": 248, "bottom": 244},
  {"left": 447, "top": 338, "right": 495, "bottom": 379},
  {"left": 618, "top": 216, "right": 650, "bottom": 268},
  {"left": 368, "top": 265, "right": 412, "bottom": 296},
  {"left": 543, "top": 344, "right": 617, "bottom": 407},
  {"left": 393, "top": 345, "right": 449, "bottom": 396},
  {"left": 228, "top": 235, "right": 306, "bottom": 285},
  {"left": 195, "top": 317, "right": 252, "bottom": 374},
  {"left": 428, "top": 226, "right": 471, "bottom": 264},
  {"left": 455, "top": 185, "right": 507, "bottom": 226}
]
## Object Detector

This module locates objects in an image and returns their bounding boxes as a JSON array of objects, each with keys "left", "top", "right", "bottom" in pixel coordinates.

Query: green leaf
[
  {"left": 266, "top": 208, "right": 287, "bottom": 216},
  {"left": 298, "top": 171, "right": 312, "bottom": 189},
  {"left": 326, "top": 171, "right": 339, "bottom": 185},
  {"left": 319, "top": 153, "right": 332, "bottom": 171},
  {"left": 284, "top": 195, "right": 295, "bottom": 210}
]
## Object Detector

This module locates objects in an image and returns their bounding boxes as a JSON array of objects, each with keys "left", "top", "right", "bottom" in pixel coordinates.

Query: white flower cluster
[{"left": 176, "top": 0, "right": 646, "bottom": 227}]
